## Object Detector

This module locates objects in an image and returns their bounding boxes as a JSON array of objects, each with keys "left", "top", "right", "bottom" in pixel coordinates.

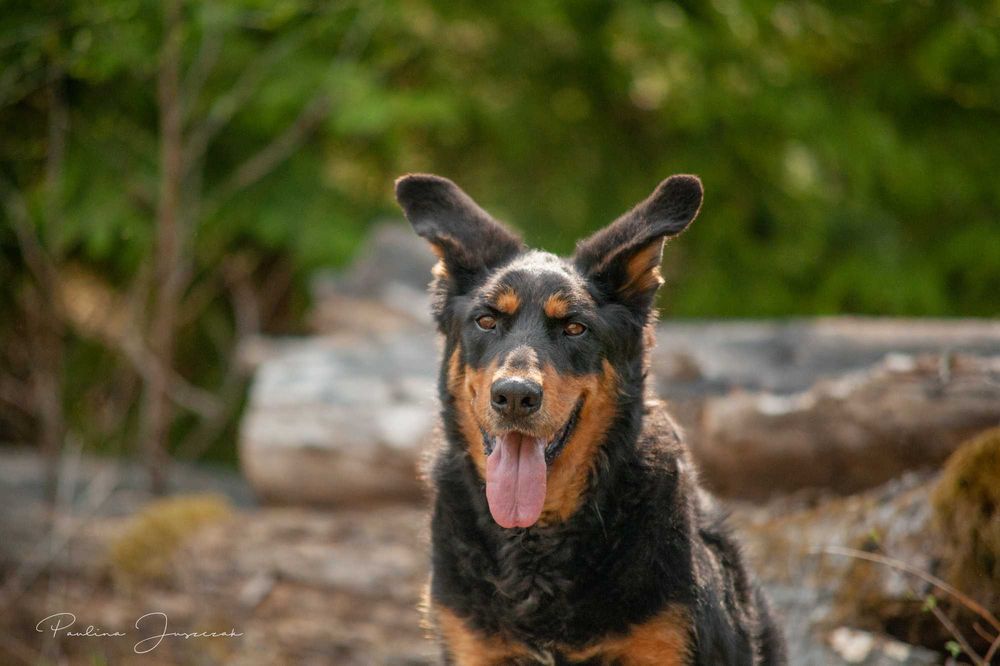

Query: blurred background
[{"left": 1, "top": 1, "right": 999, "bottom": 664}]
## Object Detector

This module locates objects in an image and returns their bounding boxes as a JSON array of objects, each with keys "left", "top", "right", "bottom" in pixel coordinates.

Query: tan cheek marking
[
  {"left": 563, "top": 604, "right": 691, "bottom": 665},
  {"left": 539, "top": 360, "right": 618, "bottom": 524},
  {"left": 448, "top": 348, "right": 486, "bottom": 477},
  {"left": 447, "top": 347, "right": 464, "bottom": 396},
  {"left": 432, "top": 259, "right": 448, "bottom": 280},
  {"left": 494, "top": 287, "right": 520, "bottom": 315},
  {"left": 450, "top": 354, "right": 499, "bottom": 480},
  {"left": 544, "top": 292, "right": 571, "bottom": 319},
  {"left": 622, "top": 241, "right": 665, "bottom": 296},
  {"left": 536, "top": 363, "right": 590, "bottom": 435},
  {"left": 435, "top": 607, "right": 531, "bottom": 665}
]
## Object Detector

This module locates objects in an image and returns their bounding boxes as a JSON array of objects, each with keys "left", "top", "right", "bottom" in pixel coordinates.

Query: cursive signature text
[{"left": 36, "top": 612, "right": 244, "bottom": 654}]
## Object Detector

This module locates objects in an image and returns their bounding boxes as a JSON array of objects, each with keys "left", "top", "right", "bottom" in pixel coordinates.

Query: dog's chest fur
[
  {"left": 494, "top": 527, "right": 577, "bottom": 616},
  {"left": 430, "top": 420, "right": 698, "bottom": 652}
]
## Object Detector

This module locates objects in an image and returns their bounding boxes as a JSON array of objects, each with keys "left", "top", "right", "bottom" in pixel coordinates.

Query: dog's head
[{"left": 396, "top": 174, "right": 702, "bottom": 528}]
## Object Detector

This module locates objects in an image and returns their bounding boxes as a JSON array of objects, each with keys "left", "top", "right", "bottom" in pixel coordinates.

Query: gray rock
[
  {"left": 653, "top": 317, "right": 1000, "bottom": 397},
  {"left": 319, "top": 220, "right": 438, "bottom": 300},
  {"left": 729, "top": 471, "right": 959, "bottom": 665},
  {"left": 310, "top": 221, "right": 437, "bottom": 334},
  {"left": 239, "top": 330, "right": 439, "bottom": 505}
]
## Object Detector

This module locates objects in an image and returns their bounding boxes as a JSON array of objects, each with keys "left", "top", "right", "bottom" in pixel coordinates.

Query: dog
[{"left": 394, "top": 173, "right": 786, "bottom": 665}]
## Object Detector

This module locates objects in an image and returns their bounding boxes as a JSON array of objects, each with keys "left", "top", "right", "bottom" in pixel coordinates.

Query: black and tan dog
[{"left": 395, "top": 173, "right": 785, "bottom": 665}]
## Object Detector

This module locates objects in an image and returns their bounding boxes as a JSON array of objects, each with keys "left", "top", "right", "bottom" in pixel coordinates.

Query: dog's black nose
[{"left": 490, "top": 378, "right": 543, "bottom": 418}]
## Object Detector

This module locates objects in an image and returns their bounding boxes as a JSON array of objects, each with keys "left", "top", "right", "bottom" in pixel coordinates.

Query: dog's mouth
[{"left": 480, "top": 397, "right": 584, "bottom": 529}]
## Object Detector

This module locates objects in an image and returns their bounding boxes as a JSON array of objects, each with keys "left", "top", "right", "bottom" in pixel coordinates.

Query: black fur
[
  {"left": 574, "top": 175, "right": 701, "bottom": 314},
  {"left": 396, "top": 173, "right": 786, "bottom": 665},
  {"left": 395, "top": 174, "right": 524, "bottom": 326}
]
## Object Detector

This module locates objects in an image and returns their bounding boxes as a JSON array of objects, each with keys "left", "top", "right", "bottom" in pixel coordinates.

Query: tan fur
[
  {"left": 418, "top": 580, "right": 435, "bottom": 637},
  {"left": 427, "top": 241, "right": 450, "bottom": 280},
  {"left": 432, "top": 557, "right": 690, "bottom": 666},
  {"left": 448, "top": 348, "right": 491, "bottom": 478},
  {"left": 495, "top": 287, "right": 520, "bottom": 315},
  {"left": 435, "top": 607, "right": 531, "bottom": 665},
  {"left": 540, "top": 360, "right": 618, "bottom": 523},
  {"left": 621, "top": 241, "right": 665, "bottom": 297},
  {"left": 563, "top": 605, "right": 692, "bottom": 665},
  {"left": 544, "top": 292, "right": 571, "bottom": 318}
]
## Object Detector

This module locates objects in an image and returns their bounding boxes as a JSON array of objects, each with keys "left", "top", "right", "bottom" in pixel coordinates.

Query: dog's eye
[
  {"left": 476, "top": 315, "right": 497, "bottom": 331},
  {"left": 564, "top": 322, "right": 587, "bottom": 337}
]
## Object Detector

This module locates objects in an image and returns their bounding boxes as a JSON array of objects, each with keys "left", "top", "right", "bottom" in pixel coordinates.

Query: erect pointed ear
[
  {"left": 395, "top": 174, "right": 523, "bottom": 291},
  {"left": 573, "top": 175, "right": 702, "bottom": 310}
]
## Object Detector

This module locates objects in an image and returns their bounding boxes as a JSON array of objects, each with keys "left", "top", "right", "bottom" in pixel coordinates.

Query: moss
[
  {"left": 109, "top": 493, "right": 233, "bottom": 586},
  {"left": 931, "top": 426, "right": 1000, "bottom": 607}
]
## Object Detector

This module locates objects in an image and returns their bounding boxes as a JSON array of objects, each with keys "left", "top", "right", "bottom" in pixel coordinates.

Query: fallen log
[{"left": 697, "top": 353, "right": 1000, "bottom": 498}]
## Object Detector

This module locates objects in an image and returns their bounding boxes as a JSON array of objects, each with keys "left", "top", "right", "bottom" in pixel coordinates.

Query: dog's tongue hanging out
[{"left": 486, "top": 432, "right": 547, "bottom": 528}]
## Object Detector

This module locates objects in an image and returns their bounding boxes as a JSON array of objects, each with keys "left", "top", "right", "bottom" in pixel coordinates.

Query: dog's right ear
[
  {"left": 573, "top": 175, "right": 702, "bottom": 313},
  {"left": 395, "top": 174, "right": 523, "bottom": 293}
]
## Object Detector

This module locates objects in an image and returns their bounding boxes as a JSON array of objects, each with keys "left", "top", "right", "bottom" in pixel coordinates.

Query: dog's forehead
[{"left": 482, "top": 250, "right": 585, "bottom": 297}]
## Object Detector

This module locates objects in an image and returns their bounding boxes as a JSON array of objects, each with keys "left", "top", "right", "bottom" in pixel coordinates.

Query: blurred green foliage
[
  {"left": 1, "top": 0, "right": 998, "bottom": 458},
  {"left": 4, "top": 0, "right": 999, "bottom": 315}
]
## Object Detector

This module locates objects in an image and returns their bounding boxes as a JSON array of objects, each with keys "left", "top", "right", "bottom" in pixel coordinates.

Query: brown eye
[
  {"left": 476, "top": 315, "right": 497, "bottom": 331},
  {"left": 564, "top": 322, "right": 586, "bottom": 337}
]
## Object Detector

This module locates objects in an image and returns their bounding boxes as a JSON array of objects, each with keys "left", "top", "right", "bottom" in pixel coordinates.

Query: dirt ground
[{"left": 0, "top": 448, "right": 958, "bottom": 665}]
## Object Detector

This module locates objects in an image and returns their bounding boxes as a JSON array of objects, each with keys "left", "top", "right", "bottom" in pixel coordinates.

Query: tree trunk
[
  {"left": 141, "top": 0, "right": 185, "bottom": 494},
  {"left": 26, "top": 292, "right": 63, "bottom": 504},
  {"left": 35, "top": 62, "right": 68, "bottom": 503}
]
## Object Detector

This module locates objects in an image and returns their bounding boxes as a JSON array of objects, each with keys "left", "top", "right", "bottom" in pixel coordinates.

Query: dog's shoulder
[{"left": 626, "top": 398, "right": 700, "bottom": 500}]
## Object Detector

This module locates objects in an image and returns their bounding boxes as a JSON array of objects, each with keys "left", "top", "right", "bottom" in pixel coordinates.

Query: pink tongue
[{"left": 486, "top": 432, "right": 547, "bottom": 528}]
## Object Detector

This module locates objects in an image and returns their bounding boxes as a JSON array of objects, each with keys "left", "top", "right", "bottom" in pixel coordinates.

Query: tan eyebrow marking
[
  {"left": 544, "top": 292, "right": 571, "bottom": 319},
  {"left": 494, "top": 287, "right": 520, "bottom": 315}
]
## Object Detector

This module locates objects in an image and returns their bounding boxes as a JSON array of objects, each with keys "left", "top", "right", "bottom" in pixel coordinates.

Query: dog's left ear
[
  {"left": 395, "top": 173, "right": 523, "bottom": 292},
  {"left": 573, "top": 175, "right": 702, "bottom": 311}
]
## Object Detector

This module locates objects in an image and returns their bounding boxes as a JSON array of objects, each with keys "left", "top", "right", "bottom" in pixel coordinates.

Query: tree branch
[
  {"left": 44, "top": 64, "right": 67, "bottom": 248},
  {"left": 202, "top": 92, "right": 330, "bottom": 217},
  {"left": 823, "top": 546, "right": 1000, "bottom": 634},
  {"left": 985, "top": 631, "right": 1000, "bottom": 664},
  {"left": 182, "top": 22, "right": 225, "bottom": 117},
  {"left": 199, "top": 2, "right": 385, "bottom": 217},
  {"left": 176, "top": 255, "right": 259, "bottom": 460},
  {"left": 182, "top": 22, "right": 314, "bottom": 169},
  {"left": 0, "top": 177, "right": 61, "bottom": 310},
  {"left": 0, "top": 375, "right": 33, "bottom": 414}
]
